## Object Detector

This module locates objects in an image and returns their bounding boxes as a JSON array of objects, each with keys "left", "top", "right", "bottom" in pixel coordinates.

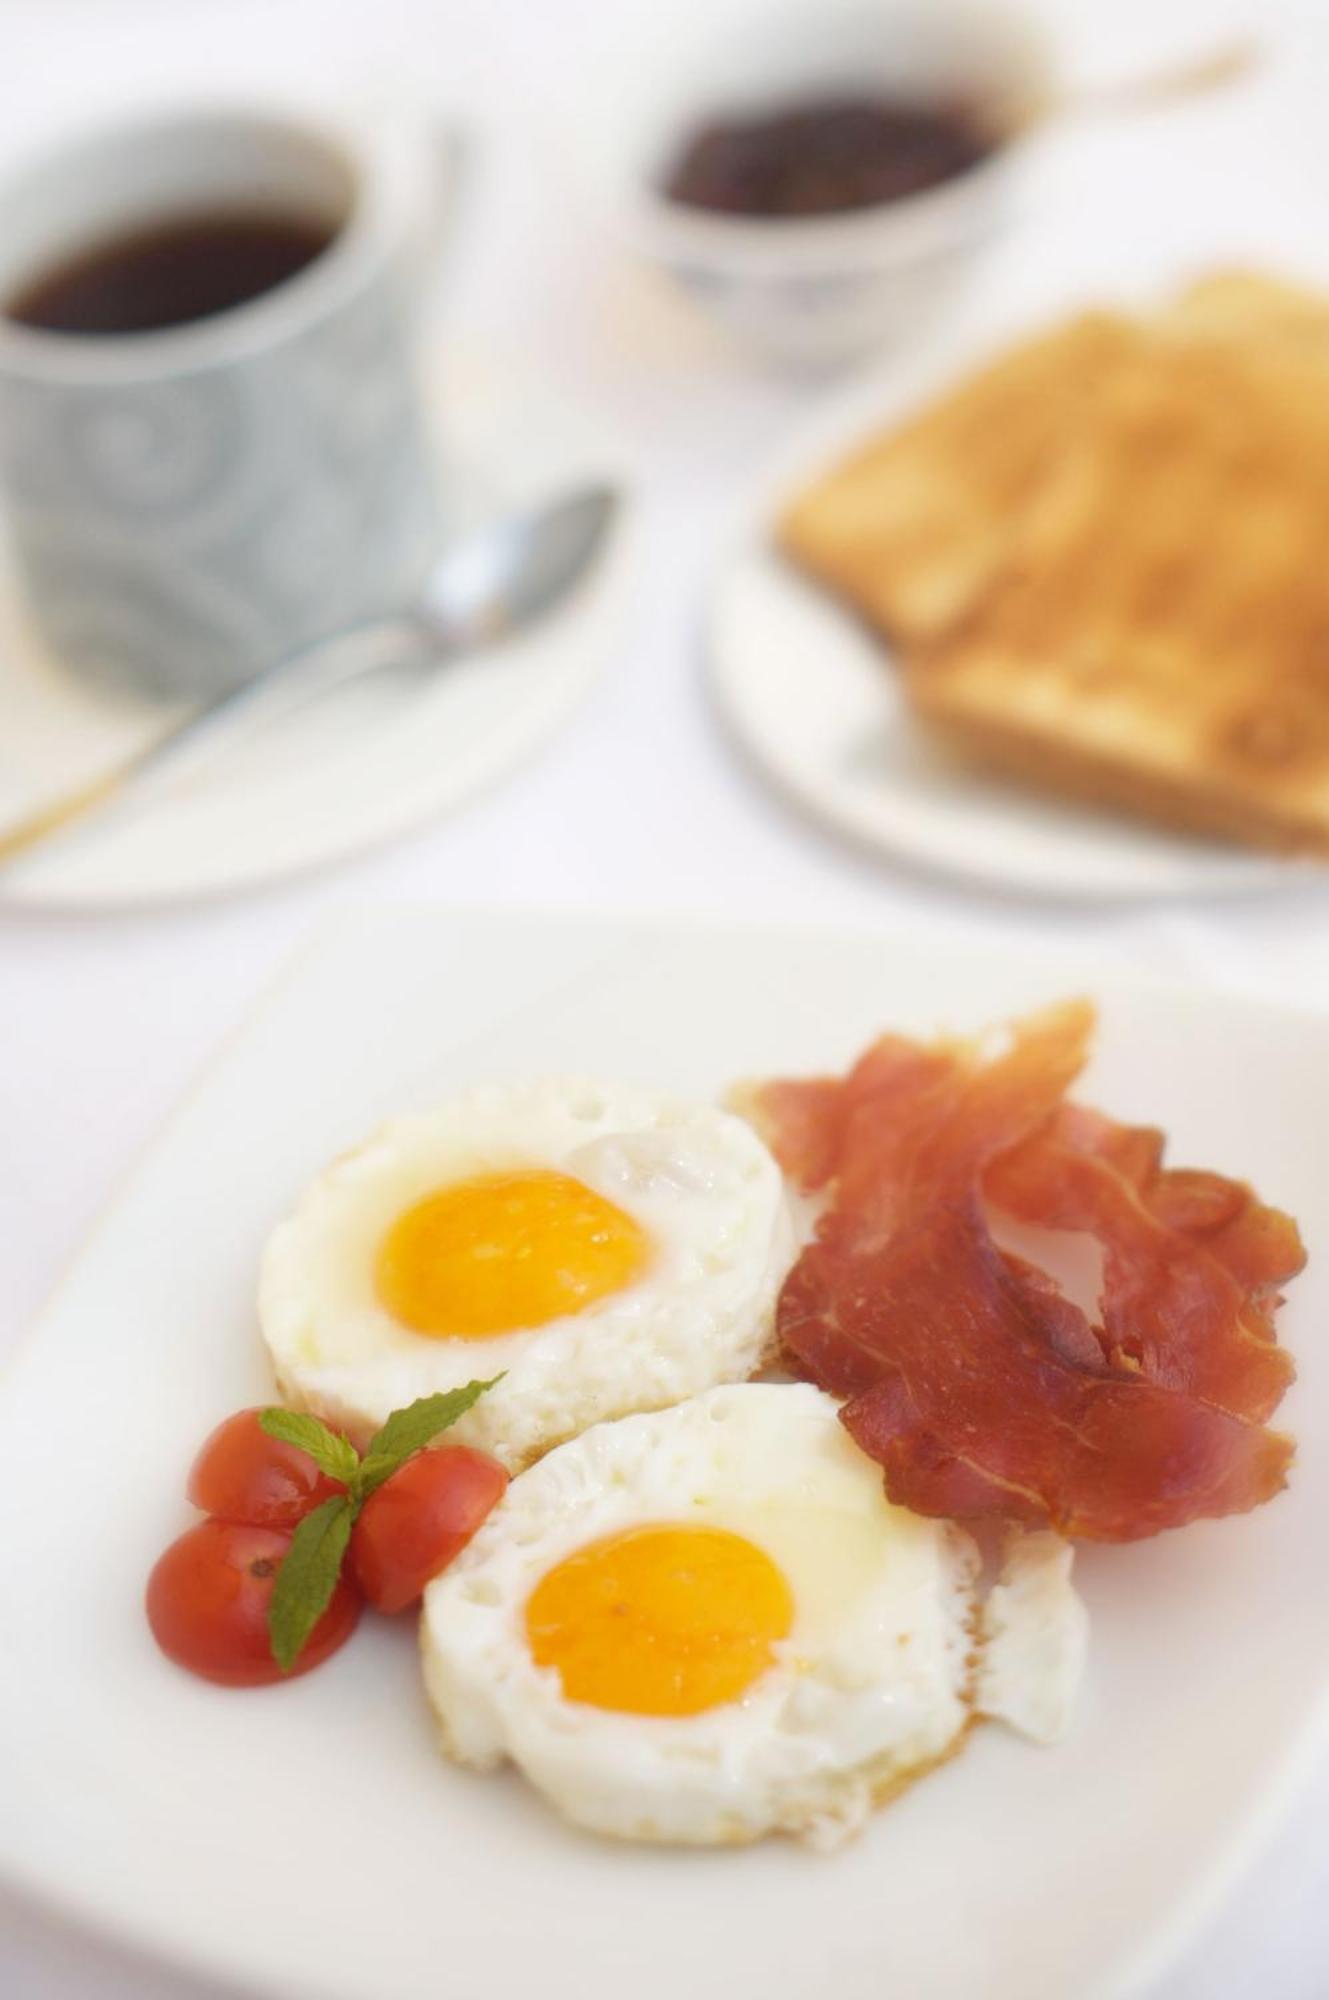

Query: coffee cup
[
  {"left": 0, "top": 102, "right": 444, "bottom": 703},
  {"left": 583, "top": 0, "right": 1051, "bottom": 370}
]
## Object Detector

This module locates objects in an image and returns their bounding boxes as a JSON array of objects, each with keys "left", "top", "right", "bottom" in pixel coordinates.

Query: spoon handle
[
  {"left": 0, "top": 680, "right": 274, "bottom": 869},
  {"left": 0, "top": 620, "right": 427, "bottom": 870},
  {"left": 1044, "top": 38, "right": 1259, "bottom": 123},
  {"left": 0, "top": 768, "right": 134, "bottom": 867}
]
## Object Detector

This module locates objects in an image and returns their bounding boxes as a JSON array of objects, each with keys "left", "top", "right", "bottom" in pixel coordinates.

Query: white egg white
[
  {"left": 976, "top": 1530, "right": 1089, "bottom": 1745},
  {"left": 258, "top": 1079, "right": 793, "bottom": 1468},
  {"left": 421, "top": 1383, "right": 1000, "bottom": 1848}
]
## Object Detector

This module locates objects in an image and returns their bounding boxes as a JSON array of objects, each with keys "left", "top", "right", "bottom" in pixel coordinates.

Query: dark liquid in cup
[
  {"left": 663, "top": 96, "right": 996, "bottom": 219},
  {"left": 5, "top": 208, "right": 337, "bottom": 336}
]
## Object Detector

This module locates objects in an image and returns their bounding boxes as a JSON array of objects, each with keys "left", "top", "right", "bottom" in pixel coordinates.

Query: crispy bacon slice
[{"left": 755, "top": 1001, "right": 1298, "bottom": 1541}]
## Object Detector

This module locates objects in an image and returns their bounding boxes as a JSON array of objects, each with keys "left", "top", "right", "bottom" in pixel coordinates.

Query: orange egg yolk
[
  {"left": 525, "top": 1523, "right": 794, "bottom": 1717},
  {"left": 374, "top": 1169, "right": 650, "bottom": 1339}
]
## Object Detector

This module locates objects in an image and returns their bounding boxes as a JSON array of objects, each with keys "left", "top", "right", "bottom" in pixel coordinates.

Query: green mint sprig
[{"left": 259, "top": 1378, "right": 502, "bottom": 1672}]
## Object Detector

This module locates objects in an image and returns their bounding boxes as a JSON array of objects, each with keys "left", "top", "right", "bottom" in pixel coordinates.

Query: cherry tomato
[
  {"left": 146, "top": 1519, "right": 361, "bottom": 1686},
  {"left": 350, "top": 1446, "right": 508, "bottom": 1614},
  {"left": 186, "top": 1407, "right": 346, "bottom": 1528}
]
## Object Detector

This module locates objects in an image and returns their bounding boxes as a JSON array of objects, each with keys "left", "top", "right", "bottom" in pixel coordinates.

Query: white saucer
[
  {"left": 0, "top": 352, "right": 632, "bottom": 909},
  {"left": 709, "top": 302, "right": 1317, "bottom": 904}
]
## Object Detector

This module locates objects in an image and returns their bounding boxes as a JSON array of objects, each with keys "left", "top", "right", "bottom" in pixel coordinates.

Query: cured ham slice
[
  {"left": 987, "top": 1106, "right": 1302, "bottom": 1423},
  {"left": 754, "top": 1001, "right": 1299, "bottom": 1541}
]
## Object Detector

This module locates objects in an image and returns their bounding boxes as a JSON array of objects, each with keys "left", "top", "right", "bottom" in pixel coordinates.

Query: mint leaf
[
  {"left": 358, "top": 1378, "right": 503, "bottom": 1497},
  {"left": 267, "top": 1495, "right": 356, "bottom": 1673},
  {"left": 355, "top": 1451, "right": 405, "bottom": 1496},
  {"left": 259, "top": 1408, "right": 359, "bottom": 1487}
]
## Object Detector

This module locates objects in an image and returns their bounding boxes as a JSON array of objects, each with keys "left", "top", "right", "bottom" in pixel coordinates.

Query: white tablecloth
[{"left": 3, "top": 0, "right": 1328, "bottom": 1992}]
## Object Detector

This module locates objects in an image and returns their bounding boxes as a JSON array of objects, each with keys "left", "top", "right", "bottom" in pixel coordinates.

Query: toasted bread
[
  {"left": 1170, "top": 268, "right": 1329, "bottom": 355},
  {"left": 906, "top": 329, "right": 1329, "bottom": 853},
  {"left": 777, "top": 267, "right": 1329, "bottom": 855},
  {"left": 777, "top": 312, "right": 1148, "bottom": 645}
]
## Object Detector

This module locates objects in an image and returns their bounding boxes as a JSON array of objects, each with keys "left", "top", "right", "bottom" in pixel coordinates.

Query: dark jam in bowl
[{"left": 661, "top": 95, "right": 997, "bottom": 220}]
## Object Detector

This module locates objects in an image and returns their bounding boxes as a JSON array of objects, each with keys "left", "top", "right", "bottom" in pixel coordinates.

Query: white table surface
[{"left": 3, "top": 0, "right": 1329, "bottom": 1993}]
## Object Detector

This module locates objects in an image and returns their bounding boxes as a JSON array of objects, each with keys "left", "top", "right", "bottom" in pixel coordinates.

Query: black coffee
[
  {"left": 6, "top": 208, "right": 336, "bottom": 336},
  {"left": 663, "top": 96, "right": 995, "bottom": 219}
]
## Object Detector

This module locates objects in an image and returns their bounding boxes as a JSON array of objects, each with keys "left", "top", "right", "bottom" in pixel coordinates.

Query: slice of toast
[
  {"left": 777, "top": 312, "right": 1148, "bottom": 646},
  {"left": 905, "top": 329, "right": 1329, "bottom": 852},
  {"left": 1170, "top": 268, "right": 1329, "bottom": 355}
]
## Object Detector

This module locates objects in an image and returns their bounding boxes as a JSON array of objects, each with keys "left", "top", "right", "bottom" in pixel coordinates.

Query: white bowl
[{"left": 585, "top": 0, "right": 1053, "bottom": 371}]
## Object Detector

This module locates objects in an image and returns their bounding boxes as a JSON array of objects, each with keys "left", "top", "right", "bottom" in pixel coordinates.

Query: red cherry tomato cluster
[{"left": 146, "top": 1408, "right": 508, "bottom": 1686}]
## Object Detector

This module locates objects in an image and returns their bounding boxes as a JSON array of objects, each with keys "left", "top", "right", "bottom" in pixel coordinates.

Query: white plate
[
  {"left": 709, "top": 302, "right": 1316, "bottom": 903},
  {"left": 1, "top": 905, "right": 1325, "bottom": 2000},
  {"left": 0, "top": 355, "right": 633, "bottom": 909}
]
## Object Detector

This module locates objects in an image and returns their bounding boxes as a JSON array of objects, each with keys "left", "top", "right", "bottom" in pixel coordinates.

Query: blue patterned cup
[{"left": 0, "top": 105, "right": 443, "bottom": 702}]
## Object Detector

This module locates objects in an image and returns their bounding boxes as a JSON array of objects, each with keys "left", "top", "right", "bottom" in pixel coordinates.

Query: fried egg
[
  {"left": 259, "top": 1080, "right": 792, "bottom": 1468},
  {"left": 421, "top": 1383, "right": 1085, "bottom": 1848}
]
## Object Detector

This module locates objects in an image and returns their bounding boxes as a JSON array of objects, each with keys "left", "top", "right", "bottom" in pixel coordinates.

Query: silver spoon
[{"left": 0, "top": 483, "right": 619, "bottom": 868}]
